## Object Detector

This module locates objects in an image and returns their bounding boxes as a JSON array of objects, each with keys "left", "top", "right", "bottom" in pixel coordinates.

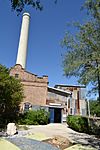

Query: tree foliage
[
  {"left": 10, "top": 0, "right": 43, "bottom": 14},
  {"left": 10, "top": 0, "right": 57, "bottom": 14},
  {"left": 62, "top": 0, "right": 100, "bottom": 100},
  {"left": 0, "top": 64, "right": 24, "bottom": 125},
  {"left": 89, "top": 100, "right": 100, "bottom": 116}
]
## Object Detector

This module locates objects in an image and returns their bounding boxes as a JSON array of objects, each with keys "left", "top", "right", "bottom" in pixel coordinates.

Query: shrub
[
  {"left": 67, "top": 115, "right": 89, "bottom": 133},
  {"left": 18, "top": 109, "right": 49, "bottom": 125},
  {"left": 88, "top": 118, "right": 100, "bottom": 136},
  {"left": 89, "top": 100, "right": 100, "bottom": 117}
]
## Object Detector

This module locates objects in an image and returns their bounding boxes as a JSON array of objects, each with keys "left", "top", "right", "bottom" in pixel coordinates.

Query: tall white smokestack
[{"left": 16, "top": 12, "right": 30, "bottom": 69}]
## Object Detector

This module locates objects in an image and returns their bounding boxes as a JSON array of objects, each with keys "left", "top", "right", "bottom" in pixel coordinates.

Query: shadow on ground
[
  {"left": 68, "top": 132, "right": 100, "bottom": 149},
  {"left": 7, "top": 137, "right": 59, "bottom": 150}
]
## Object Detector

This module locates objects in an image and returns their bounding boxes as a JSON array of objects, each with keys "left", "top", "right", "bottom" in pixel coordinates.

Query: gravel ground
[
  {"left": 1, "top": 123, "right": 100, "bottom": 150},
  {"left": 18, "top": 123, "right": 100, "bottom": 149},
  {"left": 7, "top": 137, "right": 59, "bottom": 150}
]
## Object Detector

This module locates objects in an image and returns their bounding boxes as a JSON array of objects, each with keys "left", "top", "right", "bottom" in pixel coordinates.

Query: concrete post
[{"left": 16, "top": 12, "right": 30, "bottom": 69}]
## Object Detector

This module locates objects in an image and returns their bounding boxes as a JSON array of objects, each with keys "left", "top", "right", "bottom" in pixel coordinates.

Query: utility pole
[{"left": 87, "top": 99, "right": 90, "bottom": 117}]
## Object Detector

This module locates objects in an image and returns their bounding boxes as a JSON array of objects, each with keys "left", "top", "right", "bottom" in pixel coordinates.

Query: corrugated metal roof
[{"left": 48, "top": 86, "right": 71, "bottom": 95}]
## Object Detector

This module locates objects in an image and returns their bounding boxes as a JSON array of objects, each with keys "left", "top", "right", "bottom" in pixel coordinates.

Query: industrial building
[{"left": 10, "top": 12, "right": 87, "bottom": 123}]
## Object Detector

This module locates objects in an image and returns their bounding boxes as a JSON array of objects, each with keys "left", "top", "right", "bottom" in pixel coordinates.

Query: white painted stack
[{"left": 16, "top": 12, "right": 30, "bottom": 69}]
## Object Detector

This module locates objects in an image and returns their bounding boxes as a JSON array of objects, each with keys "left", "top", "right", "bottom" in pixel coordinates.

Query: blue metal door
[{"left": 49, "top": 108, "right": 54, "bottom": 123}]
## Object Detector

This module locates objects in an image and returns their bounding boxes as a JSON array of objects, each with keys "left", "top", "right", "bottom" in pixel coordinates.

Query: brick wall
[{"left": 10, "top": 64, "right": 48, "bottom": 106}]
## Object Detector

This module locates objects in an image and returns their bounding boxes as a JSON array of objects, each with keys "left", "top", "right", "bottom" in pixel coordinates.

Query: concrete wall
[
  {"left": 79, "top": 99, "right": 87, "bottom": 116},
  {"left": 47, "top": 91, "right": 68, "bottom": 105}
]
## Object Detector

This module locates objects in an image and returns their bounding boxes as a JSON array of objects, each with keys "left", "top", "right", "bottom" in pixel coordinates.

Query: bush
[
  {"left": 67, "top": 115, "right": 89, "bottom": 133},
  {"left": 88, "top": 118, "right": 100, "bottom": 136},
  {"left": 18, "top": 109, "right": 49, "bottom": 125}
]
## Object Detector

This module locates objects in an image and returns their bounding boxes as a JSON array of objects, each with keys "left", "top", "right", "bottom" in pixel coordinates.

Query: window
[
  {"left": 24, "top": 102, "right": 32, "bottom": 111},
  {"left": 15, "top": 73, "right": 19, "bottom": 78}
]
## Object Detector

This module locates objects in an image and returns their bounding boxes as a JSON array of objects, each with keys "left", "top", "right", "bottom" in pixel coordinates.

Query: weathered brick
[{"left": 10, "top": 64, "right": 48, "bottom": 106}]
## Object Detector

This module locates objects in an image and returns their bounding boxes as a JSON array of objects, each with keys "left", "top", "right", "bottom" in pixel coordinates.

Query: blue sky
[{"left": 0, "top": 0, "right": 86, "bottom": 87}]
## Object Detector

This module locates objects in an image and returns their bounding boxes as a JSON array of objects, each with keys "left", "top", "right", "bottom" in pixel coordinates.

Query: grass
[
  {"left": 0, "top": 138, "right": 20, "bottom": 150},
  {"left": 25, "top": 132, "right": 51, "bottom": 141}
]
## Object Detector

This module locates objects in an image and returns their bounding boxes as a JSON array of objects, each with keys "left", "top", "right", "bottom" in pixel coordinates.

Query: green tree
[
  {"left": 10, "top": 0, "right": 57, "bottom": 14},
  {"left": 0, "top": 64, "right": 24, "bottom": 126},
  {"left": 10, "top": 0, "right": 43, "bottom": 14},
  {"left": 89, "top": 100, "right": 100, "bottom": 116},
  {"left": 62, "top": 0, "right": 100, "bottom": 101}
]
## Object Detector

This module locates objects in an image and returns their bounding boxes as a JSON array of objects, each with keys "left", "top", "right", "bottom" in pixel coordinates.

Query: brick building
[
  {"left": 10, "top": 65, "right": 87, "bottom": 122},
  {"left": 10, "top": 64, "right": 48, "bottom": 109}
]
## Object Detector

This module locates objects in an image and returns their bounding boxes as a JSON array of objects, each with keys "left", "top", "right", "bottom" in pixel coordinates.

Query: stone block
[{"left": 7, "top": 123, "right": 17, "bottom": 136}]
